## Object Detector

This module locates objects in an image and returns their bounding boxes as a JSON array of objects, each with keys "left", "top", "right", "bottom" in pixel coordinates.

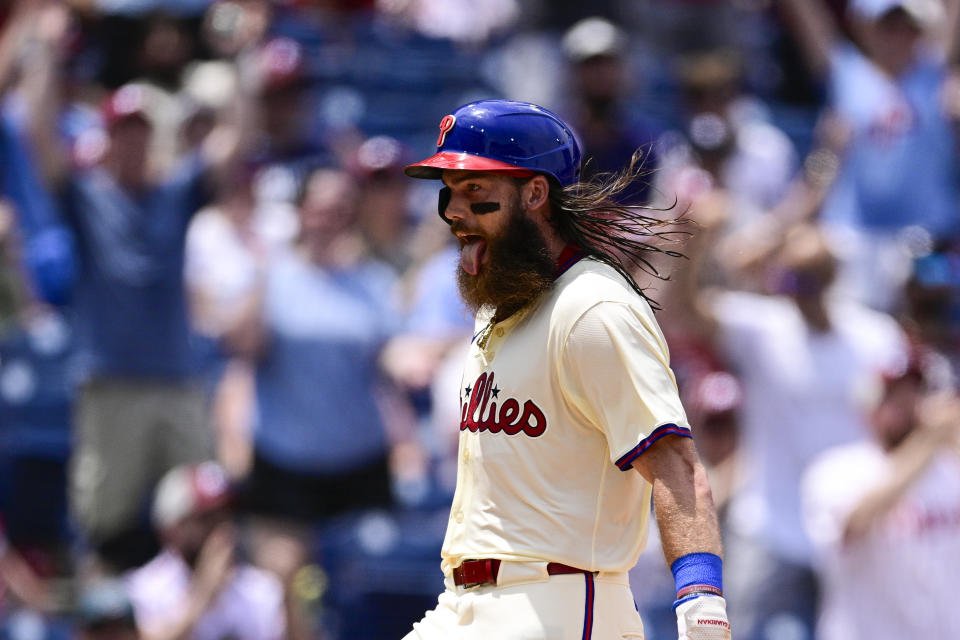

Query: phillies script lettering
[{"left": 460, "top": 372, "right": 547, "bottom": 437}]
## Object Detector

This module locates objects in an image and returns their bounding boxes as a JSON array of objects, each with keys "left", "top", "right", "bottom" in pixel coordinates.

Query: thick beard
[{"left": 456, "top": 200, "right": 556, "bottom": 321}]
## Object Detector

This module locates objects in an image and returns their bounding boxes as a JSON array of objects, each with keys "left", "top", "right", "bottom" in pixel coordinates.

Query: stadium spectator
[
  {"left": 683, "top": 370, "right": 743, "bottom": 519},
  {"left": 16, "top": 1, "right": 255, "bottom": 571},
  {"left": 0, "top": 5, "right": 77, "bottom": 583},
  {"left": 0, "top": 297, "right": 74, "bottom": 570},
  {"left": 222, "top": 167, "right": 415, "bottom": 600},
  {"left": 350, "top": 135, "right": 416, "bottom": 274},
  {"left": 778, "top": 0, "right": 960, "bottom": 309},
  {"left": 560, "top": 16, "right": 660, "bottom": 203},
  {"left": 664, "top": 193, "right": 908, "bottom": 640},
  {"left": 245, "top": 37, "right": 331, "bottom": 213},
  {"left": 125, "top": 461, "right": 295, "bottom": 640},
  {"left": 628, "top": 367, "right": 745, "bottom": 640},
  {"left": 381, "top": 236, "right": 475, "bottom": 496},
  {"left": 184, "top": 157, "right": 296, "bottom": 478},
  {"left": 0, "top": 120, "right": 76, "bottom": 539},
  {"left": 802, "top": 366, "right": 960, "bottom": 640},
  {"left": 0, "top": 97, "right": 75, "bottom": 309},
  {"left": 180, "top": 53, "right": 300, "bottom": 480},
  {"left": 655, "top": 49, "right": 798, "bottom": 235}
]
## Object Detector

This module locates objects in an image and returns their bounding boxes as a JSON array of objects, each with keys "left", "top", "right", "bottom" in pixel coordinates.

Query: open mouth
[{"left": 458, "top": 234, "right": 487, "bottom": 276}]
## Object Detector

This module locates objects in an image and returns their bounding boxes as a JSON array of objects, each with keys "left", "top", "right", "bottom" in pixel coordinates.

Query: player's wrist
[
  {"left": 672, "top": 553, "right": 729, "bottom": 639},
  {"left": 670, "top": 552, "right": 723, "bottom": 603},
  {"left": 675, "top": 584, "right": 723, "bottom": 600}
]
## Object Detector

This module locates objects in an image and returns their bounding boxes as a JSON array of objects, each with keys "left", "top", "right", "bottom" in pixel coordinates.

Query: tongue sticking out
[{"left": 460, "top": 238, "right": 487, "bottom": 276}]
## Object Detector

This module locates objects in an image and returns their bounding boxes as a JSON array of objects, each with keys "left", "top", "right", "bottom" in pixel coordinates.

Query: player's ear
[{"left": 521, "top": 175, "right": 550, "bottom": 213}]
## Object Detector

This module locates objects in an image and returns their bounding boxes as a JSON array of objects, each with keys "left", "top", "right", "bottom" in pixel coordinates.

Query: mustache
[{"left": 449, "top": 220, "right": 484, "bottom": 237}]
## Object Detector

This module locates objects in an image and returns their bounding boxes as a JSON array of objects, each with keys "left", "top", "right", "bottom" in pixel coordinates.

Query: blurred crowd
[{"left": 0, "top": 0, "right": 958, "bottom": 639}]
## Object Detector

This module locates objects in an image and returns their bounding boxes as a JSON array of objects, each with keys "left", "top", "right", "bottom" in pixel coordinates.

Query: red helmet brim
[{"left": 404, "top": 151, "right": 536, "bottom": 180}]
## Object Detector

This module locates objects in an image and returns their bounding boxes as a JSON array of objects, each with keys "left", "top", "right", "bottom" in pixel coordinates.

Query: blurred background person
[
  {"left": 778, "top": 0, "right": 960, "bottom": 310},
  {"left": 126, "top": 461, "right": 297, "bottom": 640},
  {"left": 0, "top": 247, "right": 74, "bottom": 586},
  {"left": 13, "top": 0, "right": 256, "bottom": 572},
  {"left": 184, "top": 156, "right": 297, "bottom": 480},
  {"left": 380, "top": 226, "right": 475, "bottom": 499},
  {"left": 222, "top": 166, "right": 419, "bottom": 632},
  {"left": 0, "top": 107, "right": 75, "bottom": 312},
  {"left": 560, "top": 16, "right": 660, "bottom": 203},
  {"left": 0, "top": 71, "right": 75, "bottom": 588},
  {"left": 803, "top": 366, "right": 960, "bottom": 640},
  {"left": 655, "top": 49, "right": 798, "bottom": 236},
  {"left": 683, "top": 369, "right": 744, "bottom": 522},
  {"left": 662, "top": 192, "right": 908, "bottom": 640},
  {"left": 245, "top": 36, "right": 332, "bottom": 217},
  {"left": 348, "top": 135, "right": 416, "bottom": 275},
  {"left": 628, "top": 367, "right": 745, "bottom": 640}
]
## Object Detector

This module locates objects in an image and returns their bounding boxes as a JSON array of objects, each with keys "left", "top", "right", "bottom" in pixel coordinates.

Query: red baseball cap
[
  {"left": 260, "top": 37, "right": 306, "bottom": 94},
  {"left": 688, "top": 370, "right": 743, "bottom": 420},
  {"left": 101, "top": 84, "right": 152, "bottom": 129},
  {"left": 350, "top": 135, "right": 408, "bottom": 178},
  {"left": 152, "top": 461, "right": 232, "bottom": 530}
]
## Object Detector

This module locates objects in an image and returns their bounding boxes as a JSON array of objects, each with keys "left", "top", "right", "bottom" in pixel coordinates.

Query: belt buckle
[{"left": 456, "top": 559, "right": 494, "bottom": 588}]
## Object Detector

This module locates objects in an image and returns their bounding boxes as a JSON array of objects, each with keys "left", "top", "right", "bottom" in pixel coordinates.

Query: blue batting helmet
[{"left": 404, "top": 100, "right": 582, "bottom": 187}]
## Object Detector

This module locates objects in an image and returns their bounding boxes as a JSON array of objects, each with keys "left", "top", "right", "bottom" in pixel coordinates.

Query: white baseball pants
[{"left": 403, "top": 562, "right": 646, "bottom": 639}]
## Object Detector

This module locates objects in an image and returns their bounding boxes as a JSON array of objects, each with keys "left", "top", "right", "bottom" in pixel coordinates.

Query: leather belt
[{"left": 452, "top": 558, "right": 592, "bottom": 587}]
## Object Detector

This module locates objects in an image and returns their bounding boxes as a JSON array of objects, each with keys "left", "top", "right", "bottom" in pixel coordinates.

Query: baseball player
[{"left": 401, "top": 100, "right": 730, "bottom": 639}]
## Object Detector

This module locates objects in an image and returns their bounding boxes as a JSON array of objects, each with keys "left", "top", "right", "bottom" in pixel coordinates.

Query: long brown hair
[{"left": 548, "top": 149, "right": 688, "bottom": 309}]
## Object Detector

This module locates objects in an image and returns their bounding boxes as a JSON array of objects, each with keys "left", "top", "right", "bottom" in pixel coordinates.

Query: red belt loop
[
  {"left": 484, "top": 558, "right": 495, "bottom": 583},
  {"left": 453, "top": 559, "right": 592, "bottom": 587}
]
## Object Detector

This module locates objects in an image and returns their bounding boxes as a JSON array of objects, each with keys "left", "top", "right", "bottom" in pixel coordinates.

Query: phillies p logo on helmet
[{"left": 437, "top": 115, "right": 456, "bottom": 147}]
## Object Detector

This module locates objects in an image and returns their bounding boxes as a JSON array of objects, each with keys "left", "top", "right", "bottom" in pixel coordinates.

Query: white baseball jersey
[
  {"left": 440, "top": 256, "right": 691, "bottom": 577},
  {"left": 802, "top": 442, "right": 960, "bottom": 640}
]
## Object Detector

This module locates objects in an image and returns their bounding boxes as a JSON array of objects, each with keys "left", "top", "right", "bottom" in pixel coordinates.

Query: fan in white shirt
[
  {"left": 125, "top": 462, "right": 287, "bottom": 640},
  {"left": 803, "top": 363, "right": 960, "bottom": 640}
]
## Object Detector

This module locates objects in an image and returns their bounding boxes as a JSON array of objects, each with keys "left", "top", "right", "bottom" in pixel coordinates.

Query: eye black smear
[
  {"left": 471, "top": 202, "right": 501, "bottom": 214},
  {"left": 438, "top": 186, "right": 452, "bottom": 223}
]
